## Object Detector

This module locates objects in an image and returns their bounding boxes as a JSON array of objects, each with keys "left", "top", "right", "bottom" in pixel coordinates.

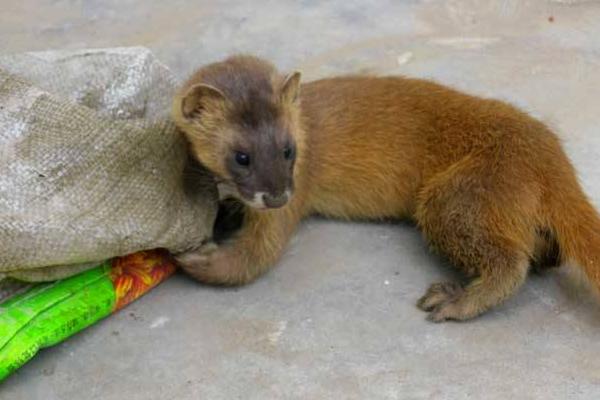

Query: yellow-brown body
[{"left": 174, "top": 56, "right": 600, "bottom": 321}]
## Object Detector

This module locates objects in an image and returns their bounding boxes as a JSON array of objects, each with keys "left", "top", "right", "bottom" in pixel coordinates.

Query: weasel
[{"left": 172, "top": 55, "right": 600, "bottom": 322}]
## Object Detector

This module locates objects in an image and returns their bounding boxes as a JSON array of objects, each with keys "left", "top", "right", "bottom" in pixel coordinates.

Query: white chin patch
[
  {"left": 245, "top": 191, "right": 267, "bottom": 209},
  {"left": 218, "top": 184, "right": 291, "bottom": 210},
  {"left": 217, "top": 183, "right": 267, "bottom": 209}
]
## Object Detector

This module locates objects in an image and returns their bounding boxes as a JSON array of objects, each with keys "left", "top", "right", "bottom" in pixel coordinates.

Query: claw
[{"left": 417, "top": 281, "right": 467, "bottom": 322}]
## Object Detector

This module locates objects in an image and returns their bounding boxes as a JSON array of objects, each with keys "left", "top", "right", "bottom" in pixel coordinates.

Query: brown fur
[{"left": 173, "top": 55, "right": 600, "bottom": 322}]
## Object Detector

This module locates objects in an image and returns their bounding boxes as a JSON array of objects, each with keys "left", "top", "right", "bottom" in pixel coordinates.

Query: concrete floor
[{"left": 3, "top": 1, "right": 600, "bottom": 399}]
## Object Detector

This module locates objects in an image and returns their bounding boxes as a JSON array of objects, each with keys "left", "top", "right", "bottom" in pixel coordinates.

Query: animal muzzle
[{"left": 262, "top": 191, "right": 290, "bottom": 209}]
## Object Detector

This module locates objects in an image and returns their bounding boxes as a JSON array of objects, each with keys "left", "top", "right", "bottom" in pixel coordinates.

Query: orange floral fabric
[{"left": 108, "top": 249, "right": 176, "bottom": 311}]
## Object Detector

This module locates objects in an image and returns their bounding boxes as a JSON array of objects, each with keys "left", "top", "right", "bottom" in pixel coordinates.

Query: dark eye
[
  {"left": 235, "top": 151, "right": 250, "bottom": 166},
  {"left": 283, "top": 146, "right": 294, "bottom": 160}
]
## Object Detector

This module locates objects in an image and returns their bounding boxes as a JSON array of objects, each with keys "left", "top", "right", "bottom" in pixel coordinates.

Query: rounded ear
[
  {"left": 280, "top": 71, "right": 302, "bottom": 104},
  {"left": 181, "top": 83, "right": 227, "bottom": 120}
]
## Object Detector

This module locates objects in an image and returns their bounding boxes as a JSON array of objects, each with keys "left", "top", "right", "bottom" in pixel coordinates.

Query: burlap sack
[{"left": 0, "top": 47, "right": 217, "bottom": 282}]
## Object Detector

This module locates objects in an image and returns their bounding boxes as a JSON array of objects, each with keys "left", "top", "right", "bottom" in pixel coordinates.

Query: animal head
[{"left": 173, "top": 55, "right": 302, "bottom": 210}]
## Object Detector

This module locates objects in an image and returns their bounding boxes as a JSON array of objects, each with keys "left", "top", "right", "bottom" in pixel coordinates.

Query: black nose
[{"left": 262, "top": 192, "right": 289, "bottom": 208}]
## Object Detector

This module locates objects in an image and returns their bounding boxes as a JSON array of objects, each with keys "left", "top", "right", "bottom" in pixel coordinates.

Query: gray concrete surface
[{"left": 3, "top": 1, "right": 600, "bottom": 399}]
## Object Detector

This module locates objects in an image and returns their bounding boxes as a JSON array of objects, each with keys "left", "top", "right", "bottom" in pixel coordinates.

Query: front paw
[
  {"left": 175, "top": 243, "right": 247, "bottom": 285},
  {"left": 175, "top": 242, "right": 218, "bottom": 269},
  {"left": 175, "top": 242, "right": 222, "bottom": 282}
]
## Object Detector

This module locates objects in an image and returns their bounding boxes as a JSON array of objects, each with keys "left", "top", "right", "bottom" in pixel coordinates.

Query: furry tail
[{"left": 548, "top": 184, "right": 600, "bottom": 290}]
